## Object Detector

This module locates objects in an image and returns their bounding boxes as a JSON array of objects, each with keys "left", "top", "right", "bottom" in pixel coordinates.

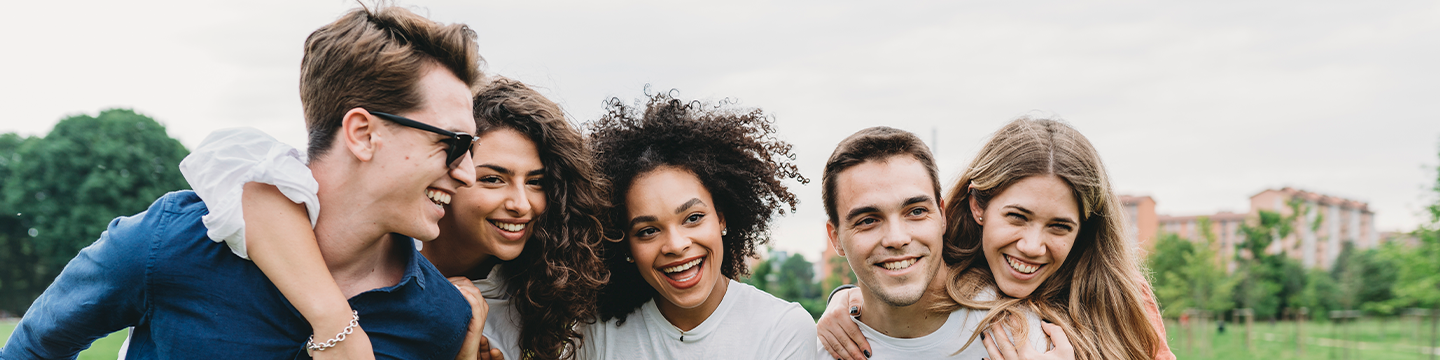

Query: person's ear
[
  {"left": 826, "top": 221, "right": 845, "bottom": 257},
  {"left": 967, "top": 184, "right": 984, "bottom": 225},
  {"left": 341, "top": 108, "right": 379, "bottom": 163}
]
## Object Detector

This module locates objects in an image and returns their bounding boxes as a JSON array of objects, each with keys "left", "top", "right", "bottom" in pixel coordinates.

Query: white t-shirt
[
  {"left": 579, "top": 280, "right": 817, "bottom": 360},
  {"left": 815, "top": 290, "right": 1049, "bottom": 360},
  {"left": 474, "top": 266, "right": 523, "bottom": 359}
]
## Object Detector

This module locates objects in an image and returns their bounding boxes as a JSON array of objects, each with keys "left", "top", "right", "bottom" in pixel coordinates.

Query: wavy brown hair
[
  {"left": 472, "top": 77, "right": 609, "bottom": 360},
  {"left": 588, "top": 90, "right": 807, "bottom": 324},
  {"left": 933, "top": 117, "right": 1162, "bottom": 360}
]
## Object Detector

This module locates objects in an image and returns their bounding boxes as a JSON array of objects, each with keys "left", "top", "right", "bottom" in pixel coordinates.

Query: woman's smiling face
[
  {"left": 624, "top": 166, "right": 727, "bottom": 311},
  {"left": 439, "top": 127, "right": 547, "bottom": 262},
  {"left": 972, "top": 175, "right": 1080, "bottom": 298}
]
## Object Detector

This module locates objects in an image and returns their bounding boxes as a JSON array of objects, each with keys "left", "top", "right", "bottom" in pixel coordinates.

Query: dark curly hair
[
  {"left": 472, "top": 77, "right": 609, "bottom": 360},
  {"left": 587, "top": 90, "right": 808, "bottom": 324}
]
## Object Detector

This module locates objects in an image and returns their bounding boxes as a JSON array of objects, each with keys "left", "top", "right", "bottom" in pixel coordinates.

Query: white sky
[{"left": 3, "top": 0, "right": 1438, "bottom": 262}]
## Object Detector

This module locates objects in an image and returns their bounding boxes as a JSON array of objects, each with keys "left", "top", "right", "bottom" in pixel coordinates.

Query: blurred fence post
[
  {"left": 1237, "top": 308, "right": 1254, "bottom": 351},
  {"left": 1404, "top": 308, "right": 1430, "bottom": 358},
  {"left": 1296, "top": 307, "right": 1308, "bottom": 356},
  {"left": 1331, "top": 310, "right": 1361, "bottom": 360},
  {"left": 1182, "top": 308, "right": 1194, "bottom": 356}
]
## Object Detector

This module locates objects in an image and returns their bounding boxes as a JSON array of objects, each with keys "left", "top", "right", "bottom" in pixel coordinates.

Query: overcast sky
[{"left": 3, "top": 0, "right": 1438, "bottom": 261}]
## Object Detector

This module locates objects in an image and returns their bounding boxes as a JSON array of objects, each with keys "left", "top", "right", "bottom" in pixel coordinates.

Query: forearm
[{"left": 241, "top": 183, "right": 354, "bottom": 338}]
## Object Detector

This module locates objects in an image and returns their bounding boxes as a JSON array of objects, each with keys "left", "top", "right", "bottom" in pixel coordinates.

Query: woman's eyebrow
[
  {"left": 628, "top": 215, "right": 658, "bottom": 228},
  {"left": 477, "top": 164, "right": 512, "bottom": 175},
  {"left": 1002, "top": 204, "right": 1033, "bottom": 215},
  {"left": 675, "top": 198, "right": 704, "bottom": 214}
]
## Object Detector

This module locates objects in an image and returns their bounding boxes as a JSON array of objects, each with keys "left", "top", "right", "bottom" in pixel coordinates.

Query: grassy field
[
  {"left": 1167, "top": 316, "right": 1440, "bottom": 360},
  {"left": 9, "top": 316, "right": 1440, "bottom": 359},
  {"left": 1, "top": 319, "right": 128, "bottom": 360}
]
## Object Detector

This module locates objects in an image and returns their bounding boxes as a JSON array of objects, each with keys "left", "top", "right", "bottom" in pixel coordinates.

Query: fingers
[
  {"left": 477, "top": 335, "right": 504, "bottom": 360},
  {"left": 477, "top": 334, "right": 493, "bottom": 360},
  {"left": 449, "top": 277, "right": 489, "bottom": 315},
  {"left": 818, "top": 289, "right": 869, "bottom": 360},
  {"left": 839, "top": 311, "right": 869, "bottom": 359},
  {"left": 988, "top": 324, "right": 1020, "bottom": 360},
  {"left": 817, "top": 329, "right": 852, "bottom": 360},
  {"left": 982, "top": 331, "right": 1006, "bottom": 360},
  {"left": 1041, "top": 322, "right": 1075, "bottom": 358},
  {"left": 843, "top": 290, "right": 872, "bottom": 357},
  {"left": 817, "top": 320, "right": 867, "bottom": 360},
  {"left": 449, "top": 277, "right": 486, "bottom": 360}
]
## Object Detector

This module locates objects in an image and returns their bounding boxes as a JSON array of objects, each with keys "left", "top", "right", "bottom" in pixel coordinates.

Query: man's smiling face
[{"left": 827, "top": 155, "right": 945, "bottom": 307}]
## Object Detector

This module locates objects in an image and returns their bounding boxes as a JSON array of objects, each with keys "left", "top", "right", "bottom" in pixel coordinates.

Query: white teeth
[
  {"left": 426, "top": 189, "right": 450, "bottom": 205},
  {"left": 880, "top": 258, "right": 917, "bottom": 271},
  {"left": 492, "top": 221, "right": 526, "bottom": 232},
  {"left": 1006, "top": 255, "right": 1039, "bottom": 274},
  {"left": 663, "top": 258, "right": 703, "bottom": 273}
]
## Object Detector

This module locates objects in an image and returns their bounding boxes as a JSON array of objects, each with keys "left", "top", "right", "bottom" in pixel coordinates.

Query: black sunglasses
[{"left": 370, "top": 111, "right": 476, "bottom": 169}]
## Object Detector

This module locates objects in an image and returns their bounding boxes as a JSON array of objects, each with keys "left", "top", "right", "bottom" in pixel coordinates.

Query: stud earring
[
  {"left": 721, "top": 228, "right": 728, "bottom": 236},
  {"left": 625, "top": 255, "right": 634, "bottom": 263},
  {"left": 977, "top": 216, "right": 984, "bottom": 224}
]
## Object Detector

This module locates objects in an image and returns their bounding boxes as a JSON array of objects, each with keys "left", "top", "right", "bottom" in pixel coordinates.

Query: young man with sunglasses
[{"left": 1, "top": 6, "right": 485, "bottom": 359}]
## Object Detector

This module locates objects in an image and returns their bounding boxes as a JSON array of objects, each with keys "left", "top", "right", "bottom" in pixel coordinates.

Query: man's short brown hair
[
  {"left": 299, "top": 6, "right": 484, "bottom": 160},
  {"left": 822, "top": 126, "right": 942, "bottom": 225}
]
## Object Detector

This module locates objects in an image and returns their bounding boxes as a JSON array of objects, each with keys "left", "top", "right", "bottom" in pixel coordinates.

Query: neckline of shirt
[
  {"left": 851, "top": 304, "right": 979, "bottom": 352},
  {"left": 640, "top": 278, "right": 741, "bottom": 343}
]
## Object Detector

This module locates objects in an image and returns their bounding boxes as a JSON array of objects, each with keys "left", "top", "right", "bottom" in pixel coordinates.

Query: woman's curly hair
[
  {"left": 472, "top": 77, "right": 610, "bottom": 360},
  {"left": 587, "top": 90, "right": 808, "bottom": 324}
]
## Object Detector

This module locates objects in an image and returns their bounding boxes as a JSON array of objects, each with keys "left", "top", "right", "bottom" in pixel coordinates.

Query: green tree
[
  {"left": 0, "top": 132, "right": 41, "bottom": 316},
  {"left": 745, "top": 257, "right": 770, "bottom": 288},
  {"left": 1232, "top": 201, "right": 1312, "bottom": 319},
  {"left": 1391, "top": 138, "right": 1440, "bottom": 310},
  {"left": 1150, "top": 219, "right": 1236, "bottom": 318},
  {"left": 775, "top": 253, "right": 818, "bottom": 300},
  {"left": 1385, "top": 136, "right": 1440, "bottom": 357},
  {"left": 1328, "top": 242, "right": 1398, "bottom": 315},
  {"left": 0, "top": 109, "right": 189, "bottom": 315}
]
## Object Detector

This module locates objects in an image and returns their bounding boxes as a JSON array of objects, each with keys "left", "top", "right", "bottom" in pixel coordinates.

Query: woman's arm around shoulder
[{"left": 178, "top": 127, "right": 370, "bottom": 359}]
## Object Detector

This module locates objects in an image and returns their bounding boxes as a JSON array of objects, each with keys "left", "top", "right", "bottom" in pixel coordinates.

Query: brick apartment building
[{"left": 1129, "top": 187, "right": 1377, "bottom": 270}]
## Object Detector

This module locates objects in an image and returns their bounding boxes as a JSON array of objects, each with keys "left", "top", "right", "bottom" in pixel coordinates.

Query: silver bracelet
[{"left": 306, "top": 310, "right": 359, "bottom": 355}]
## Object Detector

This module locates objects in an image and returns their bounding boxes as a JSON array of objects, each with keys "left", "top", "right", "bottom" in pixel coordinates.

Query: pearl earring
[
  {"left": 625, "top": 255, "right": 634, "bottom": 263},
  {"left": 721, "top": 228, "right": 728, "bottom": 236}
]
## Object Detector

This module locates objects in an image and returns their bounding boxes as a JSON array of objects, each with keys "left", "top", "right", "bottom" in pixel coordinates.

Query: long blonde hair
[{"left": 933, "top": 117, "right": 1160, "bottom": 360}]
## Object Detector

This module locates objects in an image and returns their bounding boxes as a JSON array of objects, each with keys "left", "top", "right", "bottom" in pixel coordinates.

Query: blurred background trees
[
  {"left": 746, "top": 251, "right": 826, "bottom": 318},
  {"left": 0, "top": 109, "right": 188, "bottom": 316}
]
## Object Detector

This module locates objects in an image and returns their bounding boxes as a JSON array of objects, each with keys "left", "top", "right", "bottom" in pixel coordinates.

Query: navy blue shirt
[{"left": 1, "top": 191, "right": 471, "bottom": 359}]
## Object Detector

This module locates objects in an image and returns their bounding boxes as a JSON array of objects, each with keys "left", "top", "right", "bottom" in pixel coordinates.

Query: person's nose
[
  {"left": 659, "top": 227, "right": 695, "bottom": 256},
  {"left": 450, "top": 154, "right": 476, "bottom": 188},
  {"left": 505, "top": 182, "right": 533, "bottom": 215},
  {"left": 1016, "top": 226, "right": 1047, "bottom": 258},
  {"left": 879, "top": 216, "right": 913, "bottom": 249}
]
